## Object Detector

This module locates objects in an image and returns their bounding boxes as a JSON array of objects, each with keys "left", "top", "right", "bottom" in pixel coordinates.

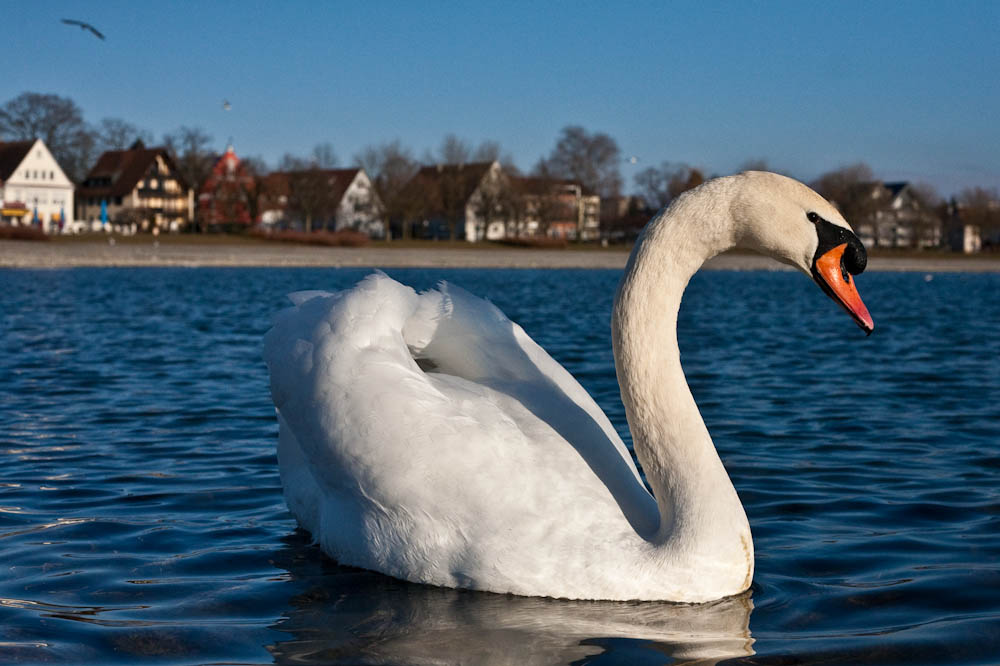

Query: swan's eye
[{"left": 807, "top": 212, "right": 820, "bottom": 223}]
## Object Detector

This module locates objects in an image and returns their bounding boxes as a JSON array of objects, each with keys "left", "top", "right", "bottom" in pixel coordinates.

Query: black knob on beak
[{"left": 844, "top": 237, "right": 867, "bottom": 275}]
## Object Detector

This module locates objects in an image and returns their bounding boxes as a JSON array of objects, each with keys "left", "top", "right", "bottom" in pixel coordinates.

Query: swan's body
[{"left": 263, "top": 171, "right": 872, "bottom": 602}]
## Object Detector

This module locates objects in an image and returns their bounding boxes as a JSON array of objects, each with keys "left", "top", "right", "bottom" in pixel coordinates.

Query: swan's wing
[{"left": 262, "top": 273, "right": 657, "bottom": 587}]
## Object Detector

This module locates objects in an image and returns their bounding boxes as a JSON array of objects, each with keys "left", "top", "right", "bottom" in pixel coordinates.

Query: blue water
[{"left": 1, "top": 266, "right": 999, "bottom": 665}]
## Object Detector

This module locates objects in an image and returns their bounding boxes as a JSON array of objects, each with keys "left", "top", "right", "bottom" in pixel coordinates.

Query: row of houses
[
  {"left": 0, "top": 139, "right": 601, "bottom": 242},
  {"left": 0, "top": 137, "right": 995, "bottom": 249},
  {"left": 832, "top": 180, "right": 994, "bottom": 254}
]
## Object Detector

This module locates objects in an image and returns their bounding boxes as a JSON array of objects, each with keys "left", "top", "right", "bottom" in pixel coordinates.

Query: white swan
[{"left": 263, "top": 171, "right": 873, "bottom": 603}]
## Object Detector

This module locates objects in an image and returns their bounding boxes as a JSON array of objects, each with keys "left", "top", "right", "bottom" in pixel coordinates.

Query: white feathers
[{"left": 263, "top": 172, "right": 850, "bottom": 601}]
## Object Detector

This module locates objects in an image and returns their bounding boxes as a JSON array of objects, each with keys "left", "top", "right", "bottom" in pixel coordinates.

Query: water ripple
[{"left": 0, "top": 267, "right": 998, "bottom": 664}]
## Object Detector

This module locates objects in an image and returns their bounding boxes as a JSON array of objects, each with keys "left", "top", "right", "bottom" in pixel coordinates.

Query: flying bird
[
  {"left": 222, "top": 100, "right": 232, "bottom": 111},
  {"left": 61, "top": 18, "right": 105, "bottom": 40}
]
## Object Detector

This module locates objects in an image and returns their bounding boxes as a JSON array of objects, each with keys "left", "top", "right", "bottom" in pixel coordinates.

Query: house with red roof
[
  {"left": 76, "top": 141, "right": 193, "bottom": 232},
  {"left": 0, "top": 139, "right": 75, "bottom": 232},
  {"left": 197, "top": 146, "right": 257, "bottom": 231}
]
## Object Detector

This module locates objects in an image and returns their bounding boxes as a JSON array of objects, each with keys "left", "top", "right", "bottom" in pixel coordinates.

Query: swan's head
[{"left": 733, "top": 171, "right": 874, "bottom": 334}]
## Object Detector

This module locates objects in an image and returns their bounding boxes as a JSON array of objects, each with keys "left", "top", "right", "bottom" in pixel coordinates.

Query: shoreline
[{"left": 2, "top": 239, "right": 999, "bottom": 272}]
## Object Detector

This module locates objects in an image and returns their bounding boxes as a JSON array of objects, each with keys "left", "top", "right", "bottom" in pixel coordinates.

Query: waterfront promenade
[{"left": 2, "top": 239, "right": 999, "bottom": 272}]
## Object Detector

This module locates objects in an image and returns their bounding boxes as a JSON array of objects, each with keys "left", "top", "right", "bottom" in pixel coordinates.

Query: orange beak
[{"left": 813, "top": 243, "right": 875, "bottom": 334}]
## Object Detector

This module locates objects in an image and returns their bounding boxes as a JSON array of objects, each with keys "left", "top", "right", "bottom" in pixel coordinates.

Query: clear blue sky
[{"left": 8, "top": 0, "right": 999, "bottom": 196}]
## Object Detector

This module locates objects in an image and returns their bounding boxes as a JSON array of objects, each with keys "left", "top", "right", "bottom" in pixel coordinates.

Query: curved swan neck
[{"left": 612, "top": 178, "right": 751, "bottom": 562}]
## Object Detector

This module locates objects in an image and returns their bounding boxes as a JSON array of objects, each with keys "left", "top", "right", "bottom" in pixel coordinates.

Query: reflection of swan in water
[
  {"left": 263, "top": 172, "right": 873, "bottom": 602},
  {"left": 267, "top": 536, "right": 754, "bottom": 665}
]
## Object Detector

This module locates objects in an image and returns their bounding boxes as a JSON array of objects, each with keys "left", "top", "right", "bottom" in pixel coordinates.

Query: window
[{"left": 50, "top": 171, "right": 54, "bottom": 180}]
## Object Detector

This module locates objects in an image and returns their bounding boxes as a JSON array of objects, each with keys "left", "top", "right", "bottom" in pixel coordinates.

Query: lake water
[{"left": 1, "top": 266, "right": 999, "bottom": 665}]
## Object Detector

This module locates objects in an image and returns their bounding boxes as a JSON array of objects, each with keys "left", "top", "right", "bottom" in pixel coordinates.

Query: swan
[{"left": 262, "top": 171, "right": 873, "bottom": 603}]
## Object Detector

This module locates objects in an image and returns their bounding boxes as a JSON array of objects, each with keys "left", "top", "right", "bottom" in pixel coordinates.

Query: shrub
[
  {"left": 0, "top": 224, "right": 49, "bottom": 241},
  {"left": 496, "top": 236, "right": 569, "bottom": 249},
  {"left": 250, "top": 229, "right": 370, "bottom": 247}
]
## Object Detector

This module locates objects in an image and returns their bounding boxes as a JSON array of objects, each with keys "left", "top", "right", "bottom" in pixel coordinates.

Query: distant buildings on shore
[
  {"left": 0, "top": 139, "right": 75, "bottom": 233},
  {"left": 0, "top": 137, "right": 997, "bottom": 252}
]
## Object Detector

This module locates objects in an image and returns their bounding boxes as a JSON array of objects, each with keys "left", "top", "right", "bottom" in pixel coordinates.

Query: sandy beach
[{"left": 2, "top": 239, "right": 999, "bottom": 272}]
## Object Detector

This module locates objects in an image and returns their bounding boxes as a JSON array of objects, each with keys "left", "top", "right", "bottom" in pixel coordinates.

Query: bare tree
[
  {"left": 163, "top": 126, "right": 216, "bottom": 195},
  {"left": 436, "top": 166, "right": 481, "bottom": 241},
  {"left": 739, "top": 158, "right": 770, "bottom": 172},
  {"left": 634, "top": 164, "right": 672, "bottom": 210},
  {"left": 538, "top": 125, "right": 622, "bottom": 198},
  {"left": 473, "top": 140, "right": 517, "bottom": 170},
  {"left": 438, "top": 134, "right": 472, "bottom": 165},
  {"left": 355, "top": 140, "right": 420, "bottom": 239},
  {"left": 634, "top": 162, "right": 705, "bottom": 210},
  {"left": 906, "top": 183, "right": 945, "bottom": 248},
  {"left": 61, "top": 128, "right": 100, "bottom": 185},
  {"left": 239, "top": 155, "right": 270, "bottom": 224},
  {"left": 669, "top": 167, "right": 704, "bottom": 200},
  {"left": 0, "top": 92, "right": 94, "bottom": 182},
  {"left": 957, "top": 186, "right": 1000, "bottom": 245},
  {"left": 811, "top": 163, "right": 884, "bottom": 238},
  {"left": 427, "top": 137, "right": 504, "bottom": 241},
  {"left": 310, "top": 142, "right": 338, "bottom": 169},
  {"left": 430, "top": 135, "right": 514, "bottom": 169},
  {"left": 97, "top": 117, "right": 153, "bottom": 151},
  {"left": 283, "top": 165, "right": 341, "bottom": 233}
]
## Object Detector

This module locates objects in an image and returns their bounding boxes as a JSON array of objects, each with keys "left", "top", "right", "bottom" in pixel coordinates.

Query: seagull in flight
[{"left": 61, "top": 18, "right": 105, "bottom": 40}]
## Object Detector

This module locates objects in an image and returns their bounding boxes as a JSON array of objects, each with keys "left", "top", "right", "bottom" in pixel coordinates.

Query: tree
[
  {"left": 163, "top": 126, "right": 216, "bottom": 203},
  {"left": 634, "top": 162, "right": 705, "bottom": 210},
  {"left": 239, "top": 156, "right": 270, "bottom": 224},
  {"left": 811, "top": 163, "right": 885, "bottom": 239},
  {"left": 0, "top": 92, "right": 93, "bottom": 182},
  {"left": 739, "top": 158, "right": 770, "bottom": 172},
  {"left": 957, "top": 186, "right": 1000, "bottom": 245},
  {"left": 522, "top": 162, "right": 579, "bottom": 238},
  {"left": 435, "top": 165, "right": 481, "bottom": 241},
  {"left": 286, "top": 169, "right": 339, "bottom": 233},
  {"left": 355, "top": 141, "right": 420, "bottom": 239},
  {"left": 471, "top": 170, "right": 515, "bottom": 240},
  {"left": 97, "top": 117, "right": 153, "bottom": 151},
  {"left": 903, "top": 183, "right": 944, "bottom": 247},
  {"left": 438, "top": 134, "right": 472, "bottom": 164},
  {"left": 310, "top": 142, "right": 338, "bottom": 169},
  {"left": 538, "top": 125, "right": 622, "bottom": 198},
  {"left": 427, "top": 137, "right": 504, "bottom": 241},
  {"left": 278, "top": 142, "right": 340, "bottom": 172}
]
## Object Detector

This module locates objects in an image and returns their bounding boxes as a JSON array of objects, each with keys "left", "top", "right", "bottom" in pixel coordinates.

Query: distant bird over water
[
  {"left": 61, "top": 18, "right": 105, "bottom": 40},
  {"left": 223, "top": 100, "right": 232, "bottom": 111}
]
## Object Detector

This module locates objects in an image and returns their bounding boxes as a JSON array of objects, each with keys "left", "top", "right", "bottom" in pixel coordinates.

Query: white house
[
  {"left": 400, "top": 161, "right": 510, "bottom": 241},
  {"left": 0, "top": 139, "right": 75, "bottom": 232},
  {"left": 258, "top": 168, "right": 386, "bottom": 237}
]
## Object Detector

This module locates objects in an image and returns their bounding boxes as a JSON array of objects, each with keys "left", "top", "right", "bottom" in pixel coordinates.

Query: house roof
[
  {"left": 883, "top": 182, "right": 909, "bottom": 198},
  {"left": 412, "top": 162, "right": 494, "bottom": 193},
  {"left": 514, "top": 176, "right": 595, "bottom": 197},
  {"left": 0, "top": 140, "right": 34, "bottom": 183},
  {"left": 77, "top": 144, "right": 184, "bottom": 198},
  {"left": 260, "top": 168, "right": 360, "bottom": 205},
  {"left": 399, "top": 162, "right": 497, "bottom": 216}
]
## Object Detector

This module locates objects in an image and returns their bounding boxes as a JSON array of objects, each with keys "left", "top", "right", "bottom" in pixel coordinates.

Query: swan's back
[{"left": 263, "top": 273, "right": 657, "bottom": 598}]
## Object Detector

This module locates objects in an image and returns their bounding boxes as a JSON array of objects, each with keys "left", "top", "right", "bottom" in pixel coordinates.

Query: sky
[{"left": 7, "top": 0, "right": 1000, "bottom": 196}]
